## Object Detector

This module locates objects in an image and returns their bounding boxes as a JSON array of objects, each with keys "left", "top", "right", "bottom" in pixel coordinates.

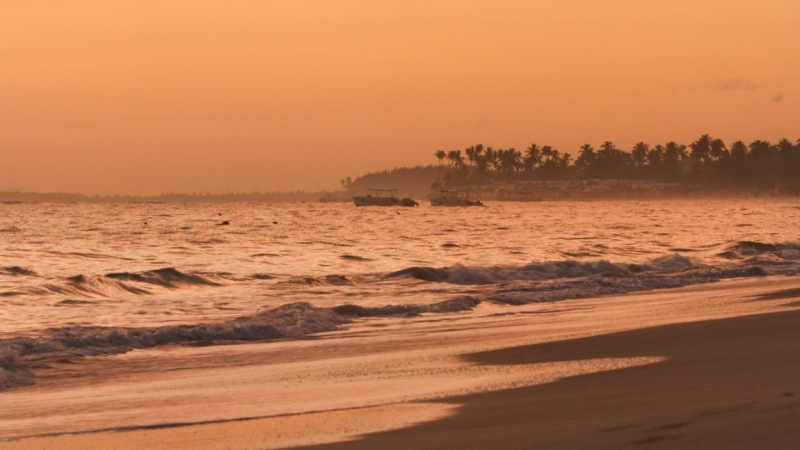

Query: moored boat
[
  {"left": 353, "top": 188, "right": 418, "bottom": 207},
  {"left": 430, "top": 189, "right": 483, "bottom": 206}
]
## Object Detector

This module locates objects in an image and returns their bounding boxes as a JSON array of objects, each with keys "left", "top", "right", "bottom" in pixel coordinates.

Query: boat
[
  {"left": 430, "top": 189, "right": 483, "bottom": 206},
  {"left": 353, "top": 188, "right": 418, "bottom": 207}
]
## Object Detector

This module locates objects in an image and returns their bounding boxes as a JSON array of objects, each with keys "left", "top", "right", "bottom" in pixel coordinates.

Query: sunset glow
[{"left": 2, "top": 0, "right": 798, "bottom": 194}]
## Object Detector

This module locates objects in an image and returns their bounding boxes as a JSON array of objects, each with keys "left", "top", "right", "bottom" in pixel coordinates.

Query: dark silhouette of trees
[
  {"left": 447, "top": 150, "right": 465, "bottom": 169},
  {"left": 710, "top": 138, "right": 727, "bottom": 161},
  {"left": 632, "top": 142, "right": 648, "bottom": 169},
  {"left": 434, "top": 135, "right": 800, "bottom": 194},
  {"left": 575, "top": 144, "right": 596, "bottom": 177},
  {"left": 524, "top": 144, "right": 543, "bottom": 176},
  {"left": 434, "top": 150, "right": 446, "bottom": 166},
  {"left": 690, "top": 134, "right": 712, "bottom": 163},
  {"left": 496, "top": 148, "right": 522, "bottom": 179},
  {"left": 434, "top": 150, "right": 447, "bottom": 180},
  {"left": 591, "top": 141, "right": 631, "bottom": 178}
]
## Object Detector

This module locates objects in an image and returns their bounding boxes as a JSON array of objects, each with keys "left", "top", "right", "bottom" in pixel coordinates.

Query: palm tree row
[{"left": 434, "top": 135, "right": 800, "bottom": 191}]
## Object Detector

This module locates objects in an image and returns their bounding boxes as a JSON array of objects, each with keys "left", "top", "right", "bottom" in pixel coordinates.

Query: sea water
[{"left": 2, "top": 199, "right": 800, "bottom": 390}]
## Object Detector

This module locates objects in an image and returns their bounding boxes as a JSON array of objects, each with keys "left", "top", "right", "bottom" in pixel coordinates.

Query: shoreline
[
  {"left": 3, "top": 192, "right": 800, "bottom": 204},
  {"left": 306, "top": 309, "right": 800, "bottom": 449},
  {"left": 1, "top": 276, "right": 799, "bottom": 449}
]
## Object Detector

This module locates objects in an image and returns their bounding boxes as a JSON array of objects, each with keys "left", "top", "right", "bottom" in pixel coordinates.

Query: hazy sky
[{"left": 1, "top": 0, "right": 798, "bottom": 194}]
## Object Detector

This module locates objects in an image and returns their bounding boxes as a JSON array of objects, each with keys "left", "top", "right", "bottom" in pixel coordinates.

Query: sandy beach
[
  {"left": 5, "top": 0, "right": 800, "bottom": 447},
  {"left": 1, "top": 275, "right": 799, "bottom": 449}
]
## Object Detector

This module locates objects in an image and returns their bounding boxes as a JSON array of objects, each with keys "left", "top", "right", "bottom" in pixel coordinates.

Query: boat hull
[
  {"left": 430, "top": 198, "right": 483, "bottom": 206},
  {"left": 354, "top": 196, "right": 417, "bottom": 207},
  {"left": 353, "top": 196, "right": 399, "bottom": 206}
]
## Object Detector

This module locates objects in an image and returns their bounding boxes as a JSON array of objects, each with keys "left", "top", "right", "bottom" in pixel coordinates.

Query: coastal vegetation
[
  {"left": 5, "top": 135, "right": 799, "bottom": 203},
  {"left": 339, "top": 166, "right": 440, "bottom": 199},
  {"left": 432, "top": 135, "right": 800, "bottom": 194}
]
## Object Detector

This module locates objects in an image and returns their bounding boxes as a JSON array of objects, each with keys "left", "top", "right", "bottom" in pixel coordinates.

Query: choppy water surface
[{"left": 2, "top": 199, "right": 800, "bottom": 390}]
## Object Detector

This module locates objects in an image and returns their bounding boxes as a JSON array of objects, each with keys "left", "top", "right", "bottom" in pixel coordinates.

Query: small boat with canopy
[{"left": 353, "top": 188, "right": 418, "bottom": 207}]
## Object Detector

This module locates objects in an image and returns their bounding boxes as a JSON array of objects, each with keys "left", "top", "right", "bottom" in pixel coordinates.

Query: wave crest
[
  {"left": 104, "top": 268, "right": 219, "bottom": 288},
  {"left": 3, "top": 268, "right": 222, "bottom": 298},
  {"left": 386, "top": 254, "right": 697, "bottom": 286},
  {"left": 0, "top": 302, "right": 347, "bottom": 392},
  {"left": 333, "top": 296, "right": 481, "bottom": 317},
  {"left": 0, "top": 266, "right": 37, "bottom": 277},
  {"left": 0, "top": 296, "right": 480, "bottom": 392}
]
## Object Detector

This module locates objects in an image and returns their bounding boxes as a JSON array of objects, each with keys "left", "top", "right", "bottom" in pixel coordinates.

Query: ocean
[{"left": 2, "top": 198, "right": 800, "bottom": 391}]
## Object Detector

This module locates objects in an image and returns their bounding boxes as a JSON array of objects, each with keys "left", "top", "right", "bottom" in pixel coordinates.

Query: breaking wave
[
  {"left": 385, "top": 247, "right": 800, "bottom": 305},
  {"left": 718, "top": 241, "right": 800, "bottom": 262},
  {"left": 3, "top": 268, "right": 221, "bottom": 298},
  {"left": 104, "top": 268, "right": 220, "bottom": 288},
  {"left": 5, "top": 241, "right": 800, "bottom": 392},
  {"left": 0, "top": 266, "right": 37, "bottom": 277},
  {"left": 0, "top": 302, "right": 345, "bottom": 391},
  {"left": 488, "top": 265, "right": 769, "bottom": 305},
  {"left": 0, "top": 297, "right": 481, "bottom": 392},
  {"left": 387, "top": 255, "right": 697, "bottom": 286},
  {"left": 282, "top": 275, "right": 354, "bottom": 286},
  {"left": 333, "top": 296, "right": 481, "bottom": 317}
]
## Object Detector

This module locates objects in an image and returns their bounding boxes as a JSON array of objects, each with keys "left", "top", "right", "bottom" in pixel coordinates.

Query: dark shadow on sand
[
  {"left": 752, "top": 287, "right": 800, "bottom": 302},
  {"left": 300, "top": 308, "right": 800, "bottom": 449}
]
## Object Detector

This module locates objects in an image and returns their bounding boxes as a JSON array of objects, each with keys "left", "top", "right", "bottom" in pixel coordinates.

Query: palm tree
[
  {"left": 647, "top": 145, "right": 664, "bottom": 167},
  {"left": 447, "top": 150, "right": 465, "bottom": 168},
  {"left": 598, "top": 141, "right": 617, "bottom": 156},
  {"left": 497, "top": 148, "right": 522, "bottom": 175},
  {"left": 677, "top": 144, "right": 689, "bottom": 161},
  {"left": 690, "top": 134, "right": 712, "bottom": 163},
  {"left": 776, "top": 138, "right": 794, "bottom": 156},
  {"left": 474, "top": 144, "right": 484, "bottom": 161},
  {"left": 729, "top": 141, "right": 747, "bottom": 160},
  {"left": 709, "top": 139, "right": 727, "bottom": 161},
  {"left": 595, "top": 141, "right": 632, "bottom": 178},
  {"left": 559, "top": 153, "right": 572, "bottom": 169},
  {"left": 511, "top": 148, "right": 522, "bottom": 172},
  {"left": 524, "top": 143, "right": 542, "bottom": 173},
  {"left": 465, "top": 146, "right": 475, "bottom": 167},
  {"left": 748, "top": 140, "right": 773, "bottom": 160},
  {"left": 747, "top": 140, "right": 777, "bottom": 191},
  {"left": 475, "top": 146, "right": 490, "bottom": 175},
  {"left": 541, "top": 145, "right": 554, "bottom": 162},
  {"left": 434, "top": 150, "right": 447, "bottom": 178},
  {"left": 663, "top": 142, "right": 680, "bottom": 167},
  {"left": 494, "top": 149, "right": 506, "bottom": 174},
  {"left": 484, "top": 147, "right": 499, "bottom": 174},
  {"left": 631, "top": 142, "right": 648, "bottom": 168},
  {"left": 574, "top": 144, "right": 595, "bottom": 177}
]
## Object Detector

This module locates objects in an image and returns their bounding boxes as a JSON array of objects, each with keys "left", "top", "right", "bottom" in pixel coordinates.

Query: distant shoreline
[
  {"left": 0, "top": 191, "right": 330, "bottom": 204},
  {"left": 0, "top": 189, "right": 796, "bottom": 204}
]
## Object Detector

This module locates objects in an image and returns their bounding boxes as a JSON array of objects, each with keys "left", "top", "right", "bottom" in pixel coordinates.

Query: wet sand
[
  {"left": 304, "top": 309, "right": 800, "bottom": 449},
  {"left": 2, "top": 277, "right": 800, "bottom": 449}
]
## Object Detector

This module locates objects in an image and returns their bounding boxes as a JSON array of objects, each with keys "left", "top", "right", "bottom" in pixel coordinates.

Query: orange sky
[{"left": 1, "top": 0, "right": 798, "bottom": 194}]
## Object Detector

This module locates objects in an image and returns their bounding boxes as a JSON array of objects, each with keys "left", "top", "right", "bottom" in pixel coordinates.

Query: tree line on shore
[{"left": 434, "top": 135, "right": 800, "bottom": 191}]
